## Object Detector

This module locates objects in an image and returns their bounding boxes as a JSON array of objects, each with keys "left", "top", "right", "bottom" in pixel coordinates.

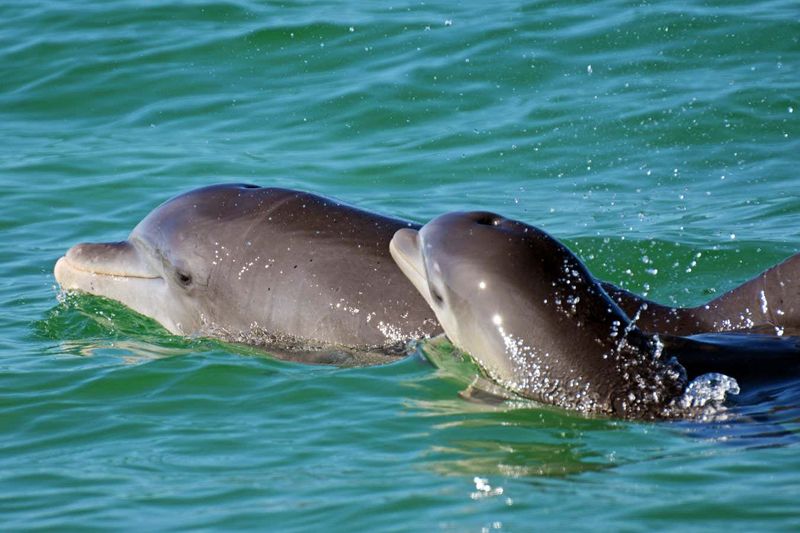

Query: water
[{"left": 2, "top": 0, "right": 799, "bottom": 529}]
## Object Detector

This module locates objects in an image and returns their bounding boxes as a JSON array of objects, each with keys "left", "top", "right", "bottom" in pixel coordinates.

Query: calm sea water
[{"left": 2, "top": 0, "right": 799, "bottom": 530}]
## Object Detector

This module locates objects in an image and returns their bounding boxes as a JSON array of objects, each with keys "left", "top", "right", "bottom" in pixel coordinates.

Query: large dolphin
[
  {"left": 390, "top": 211, "right": 800, "bottom": 418},
  {"left": 54, "top": 184, "right": 441, "bottom": 363}
]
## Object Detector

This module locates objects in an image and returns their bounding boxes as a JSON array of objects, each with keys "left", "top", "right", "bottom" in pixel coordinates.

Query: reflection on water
[
  {"left": 38, "top": 292, "right": 168, "bottom": 341},
  {"left": 410, "top": 336, "right": 629, "bottom": 478},
  {"left": 413, "top": 334, "right": 800, "bottom": 479},
  {"left": 32, "top": 294, "right": 800, "bottom": 485},
  {"left": 55, "top": 339, "right": 195, "bottom": 364},
  {"left": 678, "top": 380, "right": 800, "bottom": 448},
  {"left": 426, "top": 438, "right": 612, "bottom": 478},
  {"left": 34, "top": 294, "right": 212, "bottom": 363}
]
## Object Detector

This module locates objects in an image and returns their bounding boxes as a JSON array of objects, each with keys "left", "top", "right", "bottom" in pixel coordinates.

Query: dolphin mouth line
[{"left": 57, "top": 255, "right": 161, "bottom": 280}]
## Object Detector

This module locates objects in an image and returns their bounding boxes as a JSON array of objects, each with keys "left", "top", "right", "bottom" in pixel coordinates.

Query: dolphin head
[
  {"left": 390, "top": 212, "right": 516, "bottom": 370},
  {"left": 54, "top": 183, "right": 264, "bottom": 335},
  {"left": 391, "top": 211, "right": 592, "bottom": 379},
  {"left": 390, "top": 211, "right": 686, "bottom": 417}
]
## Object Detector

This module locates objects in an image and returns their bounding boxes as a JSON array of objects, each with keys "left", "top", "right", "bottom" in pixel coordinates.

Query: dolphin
[
  {"left": 54, "top": 183, "right": 441, "bottom": 363},
  {"left": 599, "top": 256, "right": 799, "bottom": 336},
  {"left": 54, "top": 184, "right": 798, "bottom": 376},
  {"left": 390, "top": 211, "right": 800, "bottom": 418}
]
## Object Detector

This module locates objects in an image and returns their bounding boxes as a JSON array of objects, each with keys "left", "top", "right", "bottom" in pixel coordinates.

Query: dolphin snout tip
[
  {"left": 390, "top": 228, "right": 420, "bottom": 259},
  {"left": 53, "top": 256, "right": 68, "bottom": 285},
  {"left": 53, "top": 255, "right": 82, "bottom": 290}
]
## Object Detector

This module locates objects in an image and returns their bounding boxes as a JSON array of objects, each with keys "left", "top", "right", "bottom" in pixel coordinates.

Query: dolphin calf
[
  {"left": 390, "top": 211, "right": 800, "bottom": 418},
  {"left": 54, "top": 184, "right": 440, "bottom": 363}
]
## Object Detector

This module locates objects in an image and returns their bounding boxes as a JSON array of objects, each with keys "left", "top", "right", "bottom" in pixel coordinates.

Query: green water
[{"left": 2, "top": 0, "right": 799, "bottom": 530}]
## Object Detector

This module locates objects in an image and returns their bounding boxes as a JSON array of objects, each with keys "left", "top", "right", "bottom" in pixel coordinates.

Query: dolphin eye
[{"left": 176, "top": 271, "right": 193, "bottom": 287}]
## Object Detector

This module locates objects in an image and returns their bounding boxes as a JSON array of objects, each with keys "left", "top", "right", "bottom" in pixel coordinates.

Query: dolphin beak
[
  {"left": 390, "top": 228, "right": 434, "bottom": 309},
  {"left": 53, "top": 241, "right": 188, "bottom": 334},
  {"left": 55, "top": 241, "right": 159, "bottom": 284},
  {"left": 54, "top": 240, "right": 162, "bottom": 299}
]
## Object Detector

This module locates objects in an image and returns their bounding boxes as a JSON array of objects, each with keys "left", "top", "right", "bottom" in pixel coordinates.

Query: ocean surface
[{"left": 2, "top": 0, "right": 799, "bottom": 530}]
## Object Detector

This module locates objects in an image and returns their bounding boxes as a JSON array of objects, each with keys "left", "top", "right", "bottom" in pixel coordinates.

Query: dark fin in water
[
  {"left": 662, "top": 332, "right": 800, "bottom": 386},
  {"left": 601, "top": 252, "right": 800, "bottom": 336},
  {"left": 459, "top": 376, "right": 520, "bottom": 405}
]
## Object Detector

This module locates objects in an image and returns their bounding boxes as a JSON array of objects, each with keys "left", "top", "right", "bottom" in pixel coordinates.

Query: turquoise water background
[{"left": 2, "top": 0, "right": 799, "bottom": 530}]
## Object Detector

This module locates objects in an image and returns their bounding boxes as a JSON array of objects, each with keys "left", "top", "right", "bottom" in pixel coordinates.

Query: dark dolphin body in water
[
  {"left": 54, "top": 185, "right": 799, "bottom": 412},
  {"left": 390, "top": 211, "right": 800, "bottom": 419},
  {"left": 601, "top": 256, "right": 800, "bottom": 337},
  {"left": 55, "top": 183, "right": 440, "bottom": 364}
]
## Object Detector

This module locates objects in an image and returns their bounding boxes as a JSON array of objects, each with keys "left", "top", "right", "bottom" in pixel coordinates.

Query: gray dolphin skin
[
  {"left": 600, "top": 257, "right": 800, "bottom": 336},
  {"left": 390, "top": 211, "right": 800, "bottom": 419},
  {"left": 55, "top": 184, "right": 440, "bottom": 362}
]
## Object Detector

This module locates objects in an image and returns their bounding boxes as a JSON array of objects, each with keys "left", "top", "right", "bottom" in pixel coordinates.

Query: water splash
[
  {"left": 470, "top": 476, "right": 504, "bottom": 500},
  {"left": 678, "top": 372, "right": 740, "bottom": 409}
]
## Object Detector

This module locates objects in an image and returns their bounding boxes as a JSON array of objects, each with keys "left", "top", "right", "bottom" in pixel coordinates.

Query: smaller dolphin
[{"left": 390, "top": 211, "right": 800, "bottom": 419}]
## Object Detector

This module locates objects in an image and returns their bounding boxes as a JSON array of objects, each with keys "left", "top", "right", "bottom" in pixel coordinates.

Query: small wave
[{"left": 678, "top": 372, "right": 740, "bottom": 409}]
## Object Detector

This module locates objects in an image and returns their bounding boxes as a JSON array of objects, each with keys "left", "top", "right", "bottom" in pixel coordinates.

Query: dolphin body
[
  {"left": 390, "top": 211, "right": 800, "bottom": 419},
  {"left": 54, "top": 184, "right": 799, "bottom": 396},
  {"left": 55, "top": 184, "right": 441, "bottom": 364}
]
